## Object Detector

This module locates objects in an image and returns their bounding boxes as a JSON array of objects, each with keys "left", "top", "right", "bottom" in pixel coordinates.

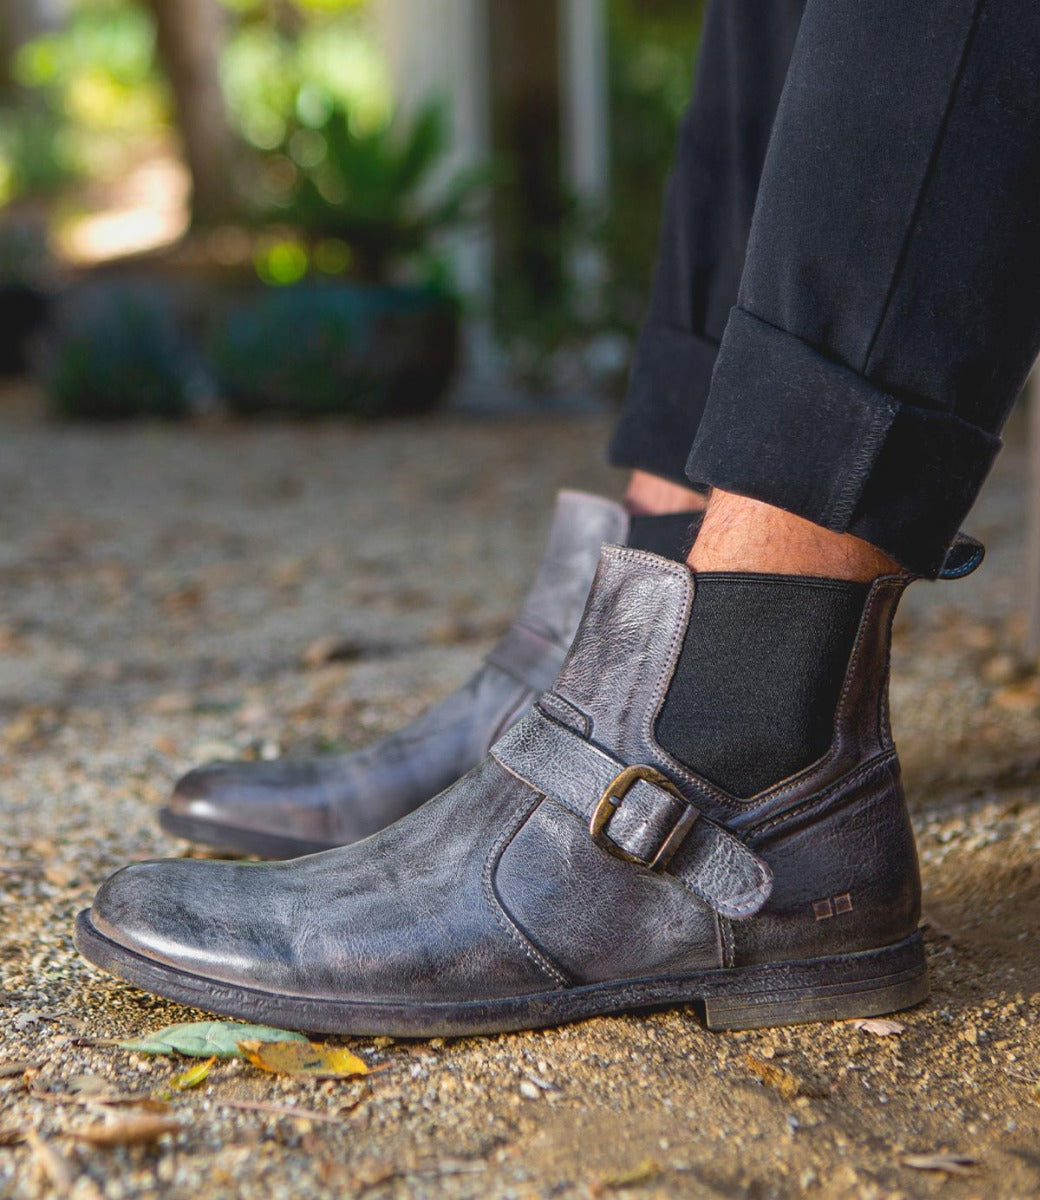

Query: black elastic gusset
[
  {"left": 655, "top": 574, "right": 870, "bottom": 799},
  {"left": 626, "top": 511, "right": 704, "bottom": 562}
]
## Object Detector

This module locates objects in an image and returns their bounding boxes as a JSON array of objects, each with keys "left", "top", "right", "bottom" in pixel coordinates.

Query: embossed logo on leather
[{"left": 813, "top": 892, "right": 853, "bottom": 921}]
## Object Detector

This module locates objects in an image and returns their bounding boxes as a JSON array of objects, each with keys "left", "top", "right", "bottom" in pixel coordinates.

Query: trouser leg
[
  {"left": 686, "top": 0, "right": 1040, "bottom": 576},
  {"left": 609, "top": 0, "right": 806, "bottom": 485}
]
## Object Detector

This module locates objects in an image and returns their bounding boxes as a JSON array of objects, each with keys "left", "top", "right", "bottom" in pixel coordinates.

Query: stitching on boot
[
  {"left": 481, "top": 794, "right": 572, "bottom": 989},
  {"left": 745, "top": 752, "right": 898, "bottom": 839},
  {"left": 537, "top": 692, "right": 591, "bottom": 737},
  {"left": 494, "top": 720, "right": 772, "bottom": 919},
  {"left": 718, "top": 914, "right": 734, "bottom": 969}
]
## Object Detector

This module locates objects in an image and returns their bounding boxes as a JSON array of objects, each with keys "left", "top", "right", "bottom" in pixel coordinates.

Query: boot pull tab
[{"left": 937, "top": 532, "right": 985, "bottom": 580}]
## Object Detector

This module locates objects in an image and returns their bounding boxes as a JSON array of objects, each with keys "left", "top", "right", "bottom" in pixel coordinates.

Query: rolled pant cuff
[
  {"left": 608, "top": 324, "right": 718, "bottom": 487},
  {"left": 685, "top": 308, "right": 1002, "bottom": 577}
]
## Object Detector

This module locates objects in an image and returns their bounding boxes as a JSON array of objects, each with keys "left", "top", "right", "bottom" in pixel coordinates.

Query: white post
[
  {"left": 558, "top": 0, "right": 611, "bottom": 211},
  {"left": 370, "top": 0, "right": 492, "bottom": 303},
  {"left": 558, "top": 0, "right": 610, "bottom": 300}
]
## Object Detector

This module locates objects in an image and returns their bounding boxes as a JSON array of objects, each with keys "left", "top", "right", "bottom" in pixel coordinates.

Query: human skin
[
  {"left": 687, "top": 488, "right": 901, "bottom": 581},
  {"left": 624, "top": 469, "right": 707, "bottom": 515}
]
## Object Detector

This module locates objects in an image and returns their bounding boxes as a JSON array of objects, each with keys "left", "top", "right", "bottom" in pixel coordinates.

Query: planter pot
[
  {"left": 42, "top": 281, "right": 197, "bottom": 421},
  {"left": 0, "top": 284, "right": 52, "bottom": 376},
  {"left": 209, "top": 282, "right": 460, "bottom": 418}
]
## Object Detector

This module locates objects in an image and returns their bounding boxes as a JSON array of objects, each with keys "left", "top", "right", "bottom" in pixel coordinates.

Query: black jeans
[{"left": 612, "top": 0, "right": 1040, "bottom": 577}]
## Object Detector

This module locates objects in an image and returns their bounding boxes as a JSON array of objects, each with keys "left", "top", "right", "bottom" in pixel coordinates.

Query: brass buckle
[{"left": 589, "top": 765, "right": 694, "bottom": 869}]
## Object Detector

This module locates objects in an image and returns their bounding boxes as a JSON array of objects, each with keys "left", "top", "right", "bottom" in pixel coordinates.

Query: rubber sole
[
  {"left": 75, "top": 912, "right": 928, "bottom": 1036},
  {"left": 158, "top": 808, "right": 333, "bottom": 859}
]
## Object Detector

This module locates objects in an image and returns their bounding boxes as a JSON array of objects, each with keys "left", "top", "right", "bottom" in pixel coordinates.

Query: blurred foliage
[
  {"left": 208, "top": 281, "right": 458, "bottom": 416},
  {"left": 14, "top": 2, "right": 160, "bottom": 129},
  {"left": 256, "top": 99, "right": 489, "bottom": 285},
  {"left": 220, "top": 5, "right": 389, "bottom": 153},
  {"left": 0, "top": 107, "right": 75, "bottom": 207},
  {"left": 606, "top": 0, "right": 705, "bottom": 329},
  {"left": 0, "top": 0, "right": 707, "bottom": 396},
  {"left": 45, "top": 283, "right": 196, "bottom": 419},
  {"left": 496, "top": 0, "right": 704, "bottom": 387},
  {"left": 0, "top": 0, "right": 165, "bottom": 218},
  {"left": 8, "top": 0, "right": 166, "bottom": 183}
]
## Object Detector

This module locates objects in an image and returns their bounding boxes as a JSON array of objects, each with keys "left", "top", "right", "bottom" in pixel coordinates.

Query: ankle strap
[{"left": 491, "top": 706, "right": 772, "bottom": 920}]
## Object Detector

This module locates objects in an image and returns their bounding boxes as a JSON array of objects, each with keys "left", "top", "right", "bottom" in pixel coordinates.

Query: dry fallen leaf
[
  {"left": 850, "top": 1018, "right": 905, "bottom": 1037},
  {"left": 0, "top": 1061, "right": 41, "bottom": 1079},
  {"left": 238, "top": 1039, "right": 369, "bottom": 1079},
  {"left": 744, "top": 1054, "right": 828, "bottom": 1100},
  {"left": 221, "top": 1098, "right": 360, "bottom": 1124},
  {"left": 302, "top": 635, "right": 364, "bottom": 667},
  {"left": 902, "top": 1153, "right": 978, "bottom": 1175},
  {"left": 25, "top": 1130, "right": 75, "bottom": 1190},
  {"left": 170, "top": 1056, "right": 215, "bottom": 1091},
  {"left": 595, "top": 1159, "right": 661, "bottom": 1192},
  {"left": 65, "top": 1075, "right": 111, "bottom": 1098},
  {"left": 67, "top": 1115, "right": 183, "bottom": 1148}
]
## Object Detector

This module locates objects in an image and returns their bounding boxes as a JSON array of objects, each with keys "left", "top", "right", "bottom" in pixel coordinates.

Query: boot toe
[
  {"left": 163, "top": 760, "right": 335, "bottom": 855},
  {"left": 90, "top": 858, "right": 263, "bottom": 978}
]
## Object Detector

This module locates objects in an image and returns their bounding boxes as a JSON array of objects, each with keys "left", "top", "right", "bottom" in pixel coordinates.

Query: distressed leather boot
[
  {"left": 160, "top": 491, "right": 701, "bottom": 857},
  {"left": 78, "top": 540, "right": 979, "bottom": 1034}
]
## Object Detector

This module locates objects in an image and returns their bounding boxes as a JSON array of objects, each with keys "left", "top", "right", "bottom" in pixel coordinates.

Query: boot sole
[
  {"left": 75, "top": 912, "right": 928, "bottom": 1036},
  {"left": 158, "top": 808, "right": 333, "bottom": 859}
]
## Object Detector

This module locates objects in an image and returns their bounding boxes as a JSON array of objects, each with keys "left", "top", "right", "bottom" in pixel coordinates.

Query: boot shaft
[{"left": 539, "top": 547, "right": 919, "bottom": 964}]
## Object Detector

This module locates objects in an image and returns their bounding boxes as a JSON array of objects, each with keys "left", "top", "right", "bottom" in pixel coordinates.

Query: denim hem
[
  {"left": 608, "top": 323, "right": 719, "bottom": 487},
  {"left": 685, "top": 307, "right": 1001, "bottom": 576}
]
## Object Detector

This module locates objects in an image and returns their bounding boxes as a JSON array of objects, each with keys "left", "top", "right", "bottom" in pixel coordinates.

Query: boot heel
[{"left": 702, "top": 931, "right": 928, "bottom": 1031}]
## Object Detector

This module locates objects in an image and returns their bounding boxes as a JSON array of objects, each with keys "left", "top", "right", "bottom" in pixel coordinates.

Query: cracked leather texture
[
  {"left": 91, "top": 545, "right": 924, "bottom": 1007},
  {"left": 98, "top": 757, "right": 562, "bottom": 1002},
  {"left": 528, "top": 547, "right": 922, "bottom": 966},
  {"left": 492, "top": 707, "right": 772, "bottom": 918},
  {"left": 167, "top": 490, "right": 629, "bottom": 850}
]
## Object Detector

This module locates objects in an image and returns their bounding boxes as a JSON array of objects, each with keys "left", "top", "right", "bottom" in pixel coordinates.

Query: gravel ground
[{"left": 1, "top": 401, "right": 1040, "bottom": 1199}]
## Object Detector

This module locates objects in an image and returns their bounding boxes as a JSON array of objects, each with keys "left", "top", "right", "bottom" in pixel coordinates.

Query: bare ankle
[
  {"left": 625, "top": 470, "right": 708, "bottom": 516},
  {"left": 686, "top": 490, "right": 902, "bottom": 581}
]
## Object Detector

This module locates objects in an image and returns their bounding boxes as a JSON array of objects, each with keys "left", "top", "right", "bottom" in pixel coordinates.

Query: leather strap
[
  {"left": 937, "top": 531, "right": 985, "bottom": 580},
  {"left": 491, "top": 707, "right": 772, "bottom": 920},
  {"left": 484, "top": 622, "right": 568, "bottom": 694}
]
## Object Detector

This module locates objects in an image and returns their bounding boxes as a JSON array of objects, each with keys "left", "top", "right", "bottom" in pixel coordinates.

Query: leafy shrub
[
  {"left": 256, "top": 97, "right": 489, "bottom": 286},
  {"left": 208, "top": 281, "right": 458, "bottom": 417},
  {"left": 45, "top": 283, "right": 197, "bottom": 420}
]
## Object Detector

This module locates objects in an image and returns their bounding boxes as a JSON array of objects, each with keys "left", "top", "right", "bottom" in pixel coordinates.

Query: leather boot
[
  {"left": 78, "top": 541, "right": 979, "bottom": 1034},
  {"left": 160, "top": 491, "right": 701, "bottom": 857}
]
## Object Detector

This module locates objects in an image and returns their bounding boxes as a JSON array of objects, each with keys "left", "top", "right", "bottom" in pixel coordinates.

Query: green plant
[
  {"left": 258, "top": 99, "right": 489, "bottom": 284},
  {"left": 45, "top": 283, "right": 196, "bottom": 419},
  {"left": 0, "top": 106, "right": 75, "bottom": 206},
  {"left": 221, "top": 10, "right": 389, "bottom": 152},
  {"left": 207, "top": 281, "right": 458, "bottom": 417},
  {"left": 606, "top": 0, "right": 705, "bottom": 328},
  {"left": 13, "top": 2, "right": 166, "bottom": 141}
]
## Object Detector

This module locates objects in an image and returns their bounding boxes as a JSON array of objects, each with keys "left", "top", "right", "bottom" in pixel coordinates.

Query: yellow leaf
[
  {"left": 237, "top": 1039, "right": 369, "bottom": 1079},
  {"left": 170, "top": 1056, "right": 215, "bottom": 1090}
]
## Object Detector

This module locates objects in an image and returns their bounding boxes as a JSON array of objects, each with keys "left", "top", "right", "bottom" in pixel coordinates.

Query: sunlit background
[{"left": 0, "top": 0, "right": 704, "bottom": 419}]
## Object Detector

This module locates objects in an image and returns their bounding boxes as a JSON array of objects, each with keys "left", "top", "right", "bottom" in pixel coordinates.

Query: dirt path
[{"left": 1, "top": 408, "right": 1039, "bottom": 1198}]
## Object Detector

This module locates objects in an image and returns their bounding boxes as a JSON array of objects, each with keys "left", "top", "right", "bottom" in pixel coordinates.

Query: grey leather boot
[
  {"left": 78, "top": 543, "right": 974, "bottom": 1035},
  {"left": 160, "top": 491, "right": 699, "bottom": 858}
]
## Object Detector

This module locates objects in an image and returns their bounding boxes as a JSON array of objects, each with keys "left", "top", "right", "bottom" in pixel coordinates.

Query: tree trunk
[{"left": 145, "top": 0, "right": 241, "bottom": 225}]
